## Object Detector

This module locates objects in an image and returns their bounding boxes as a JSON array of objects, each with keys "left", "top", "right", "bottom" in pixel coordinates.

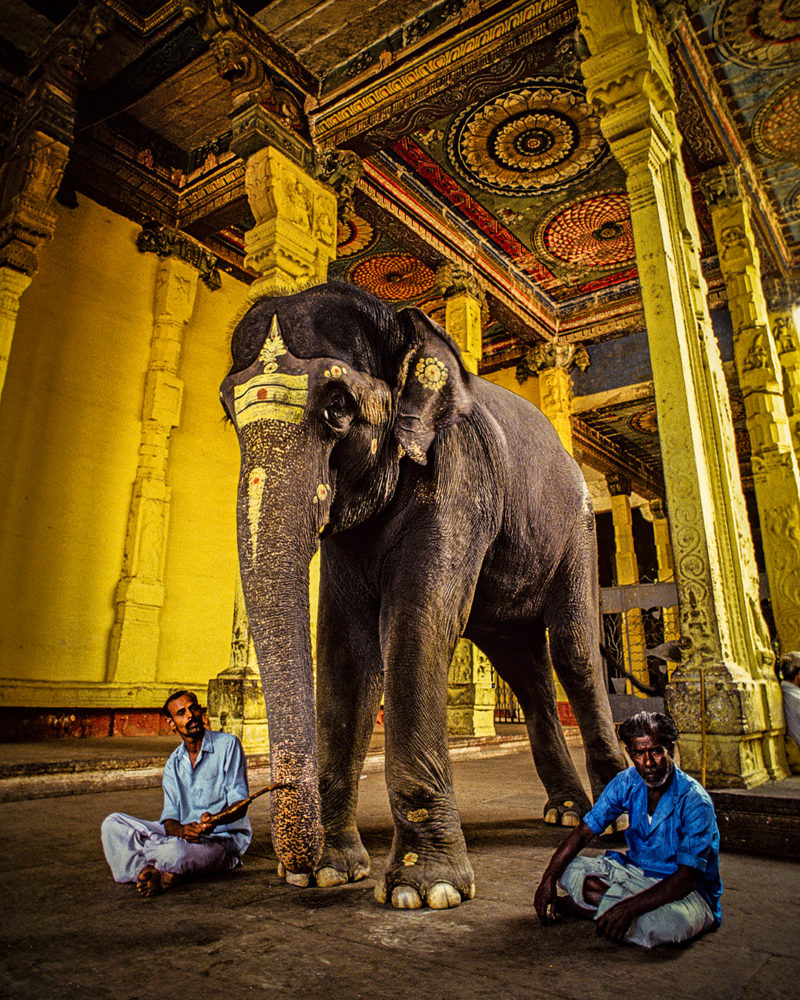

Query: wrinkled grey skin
[{"left": 220, "top": 282, "right": 626, "bottom": 910}]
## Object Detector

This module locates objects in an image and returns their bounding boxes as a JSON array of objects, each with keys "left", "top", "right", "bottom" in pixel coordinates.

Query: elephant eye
[{"left": 322, "top": 387, "right": 355, "bottom": 432}]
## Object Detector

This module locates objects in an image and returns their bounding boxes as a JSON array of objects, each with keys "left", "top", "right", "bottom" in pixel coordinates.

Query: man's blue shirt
[
  {"left": 160, "top": 729, "right": 252, "bottom": 856},
  {"left": 583, "top": 764, "right": 722, "bottom": 925}
]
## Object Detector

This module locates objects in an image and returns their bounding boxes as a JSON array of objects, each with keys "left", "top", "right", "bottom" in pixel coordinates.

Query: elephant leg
[
  {"left": 313, "top": 546, "right": 384, "bottom": 887},
  {"left": 478, "top": 630, "right": 590, "bottom": 827},
  {"left": 546, "top": 562, "right": 627, "bottom": 800},
  {"left": 376, "top": 599, "right": 476, "bottom": 910}
]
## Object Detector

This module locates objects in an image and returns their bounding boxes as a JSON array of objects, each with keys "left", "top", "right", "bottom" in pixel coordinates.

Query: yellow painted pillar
[
  {"left": 607, "top": 474, "right": 649, "bottom": 696},
  {"left": 579, "top": 0, "right": 787, "bottom": 786},
  {"left": 702, "top": 168, "right": 800, "bottom": 653},
  {"left": 107, "top": 251, "right": 200, "bottom": 682},
  {"left": 522, "top": 342, "right": 589, "bottom": 455},
  {"left": 523, "top": 340, "right": 589, "bottom": 716},
  {"left": 436, "top": 263, "right": 495, "bottom": 736},
  {"left": 764, "top": 277, "right": 800, "bottom": 461},
  {"left": 0, "top": 269, "right": 33, "bottom": 397},
  {"left": 650, "top": 499, "right": 680, "bottom": 645},
  {"left": 0, "top": 133, "right": 69, "bottom": 399},
  {"left": 0, "top": 7, "right": 107, "bottom": 402},
  {"left": 208, "top": 142, "right": 339, "bottom": 752}
]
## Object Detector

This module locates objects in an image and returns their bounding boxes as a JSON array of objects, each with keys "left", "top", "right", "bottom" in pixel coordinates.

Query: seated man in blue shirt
[
  {"left": 101, "top": 690, "right": 252, "bottom": 897},
  {"left": 534, "top": 710, "right": 721, "bottom": 948}
]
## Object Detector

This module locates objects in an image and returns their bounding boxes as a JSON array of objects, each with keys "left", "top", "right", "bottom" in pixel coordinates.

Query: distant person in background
[
  {"left": 776, "top": 652, "right": 800, "bottom": 771},
  {"left": 101, "top": 690, "right": 252, "bottom": 896}
]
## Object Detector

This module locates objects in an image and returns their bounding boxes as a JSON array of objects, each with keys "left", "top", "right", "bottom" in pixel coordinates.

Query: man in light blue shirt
[
  {"left": 101, "top": 690, "right": 252, "bottom": 897},
  {"left": 534, "top": 711, "right": 721, "bottom": 948}
]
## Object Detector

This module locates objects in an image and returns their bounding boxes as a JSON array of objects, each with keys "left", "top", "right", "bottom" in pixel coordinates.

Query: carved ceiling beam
[
  {"left": 309, "top": 0, "right": 575, "bottom": 148},
  {"left": 572, "top": 415, "right": 664, "bottom": 500},
  {"left": 359, "top": 155, "right": 557, "bottom": 343},
  {"left": 671, "top": 13, "right": 791, "bottom": 275}
]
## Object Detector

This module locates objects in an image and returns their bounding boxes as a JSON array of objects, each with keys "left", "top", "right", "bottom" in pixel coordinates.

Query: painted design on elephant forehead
[
  {"left": 311, "top": 483, "right": 330, "bottom": 504},
  {"left": 415, "top": 356, "right": 448, "bottom": 391},
  {"left": 259, "top": 314, "right": 287, "bottom": 374},
  {"left": 401, "top": 852, "right": 419, "bottom": 866},
  {"left": 324, "top": 364, "right": 348, "bottom": 378},
  {"left": 247, "top": 467, "right": 266, "bottom": 560},
  {"left": 234, "top": 372, "right": 309, "bottom": 427}
]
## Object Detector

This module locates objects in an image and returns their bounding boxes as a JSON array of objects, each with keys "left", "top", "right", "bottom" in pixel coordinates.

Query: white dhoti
[
  {"left": 101, "top": 812, "right": 240, "bottom": 884},
  {"left": 559, "top": 854, "right": 715, "bottom": 949}
]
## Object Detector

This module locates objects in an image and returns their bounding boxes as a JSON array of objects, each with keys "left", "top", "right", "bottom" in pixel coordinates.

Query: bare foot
[{"left": 136, "top": 866, "right": 177, "bottom": 897}]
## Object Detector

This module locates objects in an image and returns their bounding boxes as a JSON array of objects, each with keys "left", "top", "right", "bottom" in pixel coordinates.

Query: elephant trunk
[{"left": 236, "top": 435, "right": 327, "bottom": 877}]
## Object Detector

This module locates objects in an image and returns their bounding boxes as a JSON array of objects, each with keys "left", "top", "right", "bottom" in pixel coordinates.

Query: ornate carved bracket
[
  {"left": 314, "top": 149, "right": 363, "bottom": 222},
  {"left": 435, "top": 262, "right": 486, "bottom": 306},
  {"left": 136, "top": 221, "right": 221, "bottom": 289},
  {"left": 516, "top": 340, "right": 589, "bottom": 384}
]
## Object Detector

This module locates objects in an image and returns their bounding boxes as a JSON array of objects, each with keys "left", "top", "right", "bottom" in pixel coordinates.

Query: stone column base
[
  {"left": 447, "top": 640, "right": 495, "bottom": 738},
  {"left": 668, "top": 662, "right": 790, "bottom": 787},
  {"left": 207, "top": 668, "right": 269, "bottom": 756}
]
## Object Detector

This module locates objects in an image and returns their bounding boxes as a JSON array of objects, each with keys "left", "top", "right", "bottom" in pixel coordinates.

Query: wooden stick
[{"left": 205, "top": 780, "right": 292, "bottom": 825}]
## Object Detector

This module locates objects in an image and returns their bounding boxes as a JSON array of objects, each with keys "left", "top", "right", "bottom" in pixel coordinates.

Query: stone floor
[{"left": 1, "top": 741, "right": 798, "bottom": 1000}]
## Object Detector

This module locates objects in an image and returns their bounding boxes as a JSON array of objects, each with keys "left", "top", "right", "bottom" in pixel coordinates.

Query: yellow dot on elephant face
[
  {"left": 316, "top": 483, "right": 330, "bottom": 501},
  {"left": 401, "top": 852, "right": 418, "bottom": 866},
  {"left": 371, "top": 439, "right": 377, "bottom": 455}
]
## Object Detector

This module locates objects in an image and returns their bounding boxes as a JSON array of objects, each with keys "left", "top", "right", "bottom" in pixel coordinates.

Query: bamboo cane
[{"left": 205, "top": 780, "right": 292, "bottom": 825}]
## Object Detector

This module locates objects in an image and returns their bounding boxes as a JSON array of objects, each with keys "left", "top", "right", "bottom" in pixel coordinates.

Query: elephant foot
[
  {"left": 374, "top": 846, "right": 475, "bottom": 910},
  {"left": 543, "top": 797, "right": 588, "bottom": 827},
  {"left": 276, "top": 829, "right": 370, "bottom": 889}
]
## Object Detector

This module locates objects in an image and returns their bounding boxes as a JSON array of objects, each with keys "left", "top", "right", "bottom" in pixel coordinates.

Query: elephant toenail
[{"left": 392, "top": 886, "right": 423, "bottom": 909}]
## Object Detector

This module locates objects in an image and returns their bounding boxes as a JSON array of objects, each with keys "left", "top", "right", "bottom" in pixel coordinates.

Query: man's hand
[
  {"left": 595, "top": 897, "right": 638, "bottom": 940},
  {"left": 162, "top": 818, "right": 213, "bottom": 841},
  {"left": 534, "top": 872, "right": 559, "bottom": 923},
  {"left": 179, "top": 820, "right": 211, "bottom": 842}
]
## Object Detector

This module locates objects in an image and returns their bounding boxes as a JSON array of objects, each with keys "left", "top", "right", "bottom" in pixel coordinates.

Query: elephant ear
[{"left": 394, "top": 307, "right": 473, "bottom": 466}]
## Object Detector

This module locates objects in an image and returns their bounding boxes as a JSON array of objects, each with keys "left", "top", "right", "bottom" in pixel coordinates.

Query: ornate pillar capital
[
  {"left": 435, "top": 262, "right": 486, "bottom": 306},
  {"left": 606, "top": 472, "right": 632, "bottom": 498},
  {"left": 516, "top": 340, "right": 589, "bottom": 384}
]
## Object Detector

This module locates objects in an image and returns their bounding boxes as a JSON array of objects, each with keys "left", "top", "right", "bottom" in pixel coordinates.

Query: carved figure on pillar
[{"left": 518, "top": 341, "right": 589, "bottom": 455}]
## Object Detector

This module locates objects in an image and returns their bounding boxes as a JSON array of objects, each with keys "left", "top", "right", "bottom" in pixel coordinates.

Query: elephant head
[{"left": 220, "top": 283, "right": 471, "bottom": 877}]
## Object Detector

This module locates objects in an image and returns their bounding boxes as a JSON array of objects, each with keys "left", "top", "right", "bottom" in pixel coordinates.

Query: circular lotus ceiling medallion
[
  {"left": 337, "top": 216, "right": 377, "bottom": 258},
  {"left": 348, "top": 253, "right": 435, "bottom": 301},
  {"left": 533, "top": 191, "right": 634, "bottom": 269},
  {"left": 716, "top": 0, "right": 800, "bottom": 67},
  {"left": 752, "top": 75, "right": 800, "bottom": 159},
  {"left": 446, "top": 79, "right": 607, "bottom": 195}
]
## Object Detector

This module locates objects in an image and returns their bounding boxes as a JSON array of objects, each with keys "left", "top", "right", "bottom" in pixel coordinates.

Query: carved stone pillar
[
  {"left": 579, "top": 0, "right": 787, "bottom": 786},
  {"left": 764, "top": 275, "right": 800, "bottom": 461},
  {"left": 702, "top": 168, "right": 800, "bottom": 655},
  {"left": 520, "top": 342, "right": 589, "bottom": 455},
  {"left": 0, "top": 270, "right": 32, "bottom": 396},
  {"left": 0, "top": 7, "right": 108, "bottom": 402},
  {"left": 435, "top": 262, "right": 485, "bottom": 375},
  {"left": 649, "top": 499, "right": 680, "bottom": 644},
  {"left": 436, "top": 263, "right": 494, "bottom": 735},
  {"left": 607, "top": 474, "right": 649, "bottom": 695},
  {"left": 107, "top": 243, "right": 204, "bottom": 683}
]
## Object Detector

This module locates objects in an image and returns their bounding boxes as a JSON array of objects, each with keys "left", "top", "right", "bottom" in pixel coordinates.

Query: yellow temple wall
[{"left": 0, "top": 197, "right": 247, "bottom": 720}]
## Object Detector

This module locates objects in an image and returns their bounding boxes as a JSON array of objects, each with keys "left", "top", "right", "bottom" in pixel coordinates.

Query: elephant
[{"left": 220, "top": 281, "right": 627, "bottom": 910}]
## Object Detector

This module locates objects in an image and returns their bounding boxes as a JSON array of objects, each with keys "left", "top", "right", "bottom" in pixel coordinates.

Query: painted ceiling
[{"left": 1, "top": 0, "right": 798, "bottom": 503}]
